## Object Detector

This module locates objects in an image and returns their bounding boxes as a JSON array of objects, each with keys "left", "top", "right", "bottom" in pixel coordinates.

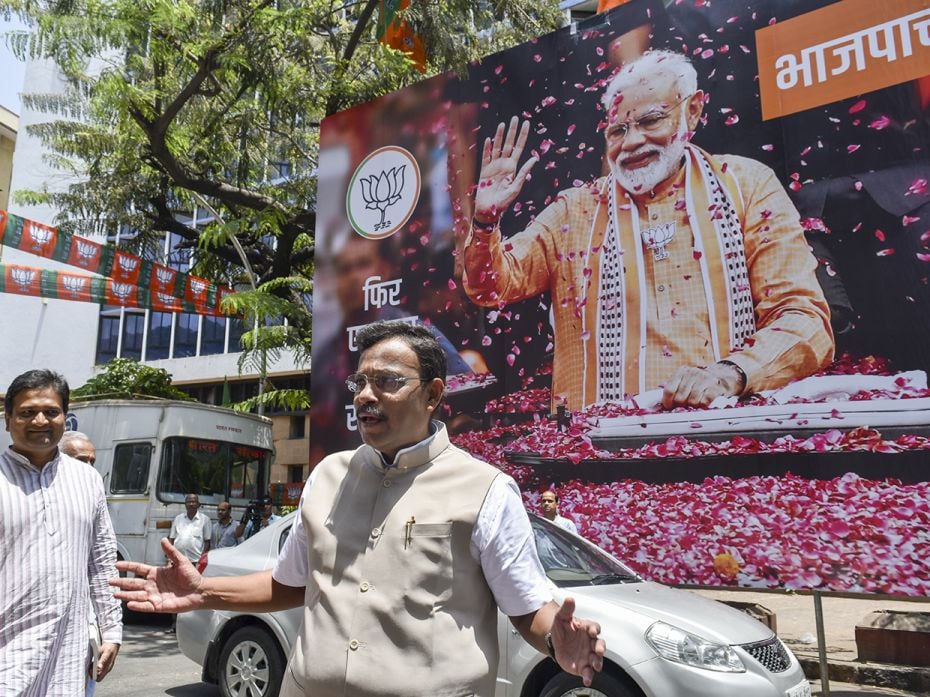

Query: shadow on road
[{"left": 166, "top": 685, "right": 220, "bottom": 696}]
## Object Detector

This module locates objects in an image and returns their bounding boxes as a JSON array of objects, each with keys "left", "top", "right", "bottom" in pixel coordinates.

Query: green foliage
[
  {"left": 73, "top": 358, "right": 196, "bottom": 401},
  {"left": 231, "top": 388, "right": 310, "bottom": 413},
  {"left": 1, "top": 0, "right": 562, "bottom": 411}
]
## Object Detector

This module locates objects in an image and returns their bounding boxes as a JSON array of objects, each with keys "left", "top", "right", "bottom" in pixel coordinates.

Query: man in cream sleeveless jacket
[{"left": 112, "top": 320, "right": 606, "bottom": 696}]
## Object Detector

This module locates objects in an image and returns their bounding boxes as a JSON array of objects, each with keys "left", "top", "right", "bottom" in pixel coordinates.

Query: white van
[{"left": 3, "top": 399, "right": 274, "bottom": 567}]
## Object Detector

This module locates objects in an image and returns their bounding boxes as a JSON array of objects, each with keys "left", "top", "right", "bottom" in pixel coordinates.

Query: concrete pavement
[{"left": 697, "top": 589, "right": 930, "bottom": 695}]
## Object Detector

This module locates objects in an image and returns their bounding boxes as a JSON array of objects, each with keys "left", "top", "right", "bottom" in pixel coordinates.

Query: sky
[{"left": 0, "top": 16, "right": 28, "bottom": 115}]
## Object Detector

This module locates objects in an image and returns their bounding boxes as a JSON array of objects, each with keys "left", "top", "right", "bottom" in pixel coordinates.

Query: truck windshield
[{"left": 158, "top": 437, "right": 269, "bottom": 504}]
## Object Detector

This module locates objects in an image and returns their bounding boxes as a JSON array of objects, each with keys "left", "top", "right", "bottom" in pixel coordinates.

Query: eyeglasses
[
  {"left": 605, "top": 95, "right": 690, "bottom": 142},
  {"left": 346, "top": 373, "right": 427, "bottom": 394}
]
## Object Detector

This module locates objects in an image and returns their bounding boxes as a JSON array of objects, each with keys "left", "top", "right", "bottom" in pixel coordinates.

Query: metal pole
[{"left": 813, "top": 591, "right": 830, "bottom": 696}]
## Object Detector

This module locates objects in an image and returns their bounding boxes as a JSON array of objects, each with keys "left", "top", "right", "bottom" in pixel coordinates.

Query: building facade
[
  {"left": 0, "top": 105, "right": 16, "bottom": 212},
  {"left": 2, "top": 58, "right": 309, "bottom": 488}
]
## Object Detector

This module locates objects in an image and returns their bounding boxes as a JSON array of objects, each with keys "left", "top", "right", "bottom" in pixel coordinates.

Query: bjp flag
[{"left": 377, "top": 0, "right": 426, "bottom": 72}]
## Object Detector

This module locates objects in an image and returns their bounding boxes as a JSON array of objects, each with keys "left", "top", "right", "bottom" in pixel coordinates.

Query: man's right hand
[
  {"left": 474, "top": 116, "right": 538, "bottom": 225},
  {"left": 110, "top": 538, "right": 206, "bottom": 613}
]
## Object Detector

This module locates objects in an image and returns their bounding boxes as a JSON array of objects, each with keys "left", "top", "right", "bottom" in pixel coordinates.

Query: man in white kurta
[{"left": 0, "top": 370, "right": 122, "bottom": 697}]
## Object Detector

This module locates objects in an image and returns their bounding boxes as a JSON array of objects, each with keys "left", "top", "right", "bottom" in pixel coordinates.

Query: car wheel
[
  {"left": 539, "top": 671, "right": 641, "bottom": 697},
  {"left": 218, "top": 626, "right": 285, "bottom": 697}
]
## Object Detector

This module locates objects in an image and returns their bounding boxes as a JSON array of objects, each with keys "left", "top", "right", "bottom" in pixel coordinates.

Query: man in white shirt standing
[
  {"left": 0, "top": 369, "right": 122, "bottom": 696},
  {"left": 540, "top": 490, "right": 579, "bottom": 535},
  {"left": 168, "top": 493, "right": 212, "bottom": 562},
  {"left": 112, "top": 320, "right": 606, "bottom": 697}
]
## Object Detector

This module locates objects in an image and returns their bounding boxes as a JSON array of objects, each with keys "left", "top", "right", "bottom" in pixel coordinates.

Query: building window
[
  {"left": 96, "top": 312, "right": 120, "bottom": 364},
  {"left": 92, "top": 222, "right": 302, "bottom": 364},
  {"left": 147, "top": 311, "right": 173, "bottom": 360},
  {"left": 228, "top": 316, "right": 246, "bottom": 352},
  {"left": 121, "top": 311, "right": 146, "bottom": 360},
  {"left": 201, "top": 315, "right": 226, "bottom": 356},
  {"left": 174, "top": 312, "right": 199, "bottom": 357},
  {"left": 289, "top": 415, "right": 306, "bottom": 439},
  {"left": 288, "top": 465, "right": 304, "bottom": 483}
]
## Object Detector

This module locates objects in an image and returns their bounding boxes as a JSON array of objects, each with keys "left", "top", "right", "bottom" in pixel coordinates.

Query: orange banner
[
  {"left": 757, "top": 0, "right": 930, "bottom": 120},
  {"left": 597, "top": 0, "right": 630, "bottom": 13}
]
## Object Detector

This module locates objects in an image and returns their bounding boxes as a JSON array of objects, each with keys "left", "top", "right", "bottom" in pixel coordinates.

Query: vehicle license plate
[{"left": 786, "top": 681, "right": 812, "bottom": 697}]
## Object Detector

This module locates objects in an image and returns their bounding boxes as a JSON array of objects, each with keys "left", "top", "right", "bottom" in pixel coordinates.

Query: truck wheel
[
  {"left": 540, "top": 671, "right": 641, "bottom": 697},
  {"left": 218, "top": 626, "right": 285, "bottom": 697}
]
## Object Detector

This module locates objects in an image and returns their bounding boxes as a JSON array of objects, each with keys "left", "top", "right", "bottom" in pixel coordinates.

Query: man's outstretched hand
[
  {"left": 550, "top": 597, "right": 606, "bottom": 687},
  {"left": 110, "top": 538, "right": 206, "bottom": 613}
]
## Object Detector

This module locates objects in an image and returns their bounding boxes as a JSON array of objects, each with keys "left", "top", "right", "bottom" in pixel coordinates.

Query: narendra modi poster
[{"left": 312, "top": 0, "right": 930, "bottom": 597}]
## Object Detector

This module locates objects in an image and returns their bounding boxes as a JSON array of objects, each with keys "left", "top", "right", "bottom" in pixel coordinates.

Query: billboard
[{"left": 312, "top": 0, "right": 930, "bottom": 597}]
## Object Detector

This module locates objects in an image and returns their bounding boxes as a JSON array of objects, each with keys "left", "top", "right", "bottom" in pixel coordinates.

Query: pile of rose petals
[{"left": 448, "top": 353, "right": 930, "bottom": 595}]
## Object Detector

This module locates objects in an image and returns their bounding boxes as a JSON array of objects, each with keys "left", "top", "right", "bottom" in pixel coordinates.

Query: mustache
[
  {"left": 358, "top": 404, "right": 385, "bottom": 419},
  {"left": 618, "top": 148, "right": 661, "bottom": 166}
]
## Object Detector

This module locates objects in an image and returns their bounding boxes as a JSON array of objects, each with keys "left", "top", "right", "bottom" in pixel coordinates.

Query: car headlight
[{"left": 645, "top": 622, "right": 746, "bottom": 673}]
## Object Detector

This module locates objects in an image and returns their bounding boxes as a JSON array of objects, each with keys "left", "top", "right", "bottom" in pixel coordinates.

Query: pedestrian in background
[
  {"left": 235, "top": 496, "right": 280, "bottom": 541},
  {"left": 59, "top": 430, "right": 97, "bottom": 466},
  {"left": 168, "top": 493, "right": 212, "bottom": 562},
  {"left": 540, "top": 490, "right": 579, "bottom": 534},
  {"left": 0, "top": 369, "right": 122, "bottom": 696},
  {"left": 212, "top": 501, "right": 239, "bottom": 548}
]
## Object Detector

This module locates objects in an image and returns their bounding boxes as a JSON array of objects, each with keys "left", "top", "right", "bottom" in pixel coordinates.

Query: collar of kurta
[
  {"left": 364, "top": 420, "right": 448, "bottom": 472},
  {"left": 3, "top": 445, "right": 61, "bottom": 472}
]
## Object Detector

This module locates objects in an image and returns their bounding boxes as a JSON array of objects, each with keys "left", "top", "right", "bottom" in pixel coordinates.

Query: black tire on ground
[
  {"left": 218, "top": 625, "right": 286, "bottom": 697},
  {"left": 539, "top": 671, "right": 642, "bottom": 697}
]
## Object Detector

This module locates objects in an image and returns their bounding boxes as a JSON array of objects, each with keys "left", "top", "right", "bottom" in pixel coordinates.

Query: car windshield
[{"left": 531, "top": 516, "right": 640, "bottom": 587}]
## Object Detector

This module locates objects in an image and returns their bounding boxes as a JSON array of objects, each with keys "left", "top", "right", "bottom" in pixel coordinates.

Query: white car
[{"left": 178, "top": 512, "right": 811, "bottom": 697}]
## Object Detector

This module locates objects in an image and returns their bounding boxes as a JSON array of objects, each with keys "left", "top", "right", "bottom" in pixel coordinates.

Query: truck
[{"left": 3, "top": 399, "right": 275, "bottom": 567}]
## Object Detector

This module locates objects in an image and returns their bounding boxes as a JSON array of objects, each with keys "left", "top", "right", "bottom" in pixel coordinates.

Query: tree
[
  {"left": 72, "top": 357, "right": 195, "bottom": 401},
  {"left": 0, "top": 0, "right": 563, "bottom": 384}
]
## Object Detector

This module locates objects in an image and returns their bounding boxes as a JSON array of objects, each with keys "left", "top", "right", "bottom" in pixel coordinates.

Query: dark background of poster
[{"left": 311, "top": 0, "right": 930, "bottom": 595}]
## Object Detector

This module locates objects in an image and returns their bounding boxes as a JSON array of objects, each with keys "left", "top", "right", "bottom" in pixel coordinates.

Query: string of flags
[{"left": 0, "top": 210, "right": 235, "bottom": 316}]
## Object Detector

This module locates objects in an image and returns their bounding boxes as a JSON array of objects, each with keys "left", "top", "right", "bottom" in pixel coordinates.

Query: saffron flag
[
  {"left": 377, "top": 0, "right": 426, "bottom": 72},
  {"left": 597, "top": 0, "right": 631, "bottom": 12}
]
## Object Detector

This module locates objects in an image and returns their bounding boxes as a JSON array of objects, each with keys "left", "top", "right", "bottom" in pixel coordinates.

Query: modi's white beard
[{"left": 610, "top": 119, "right": 689, "bottom": 194}]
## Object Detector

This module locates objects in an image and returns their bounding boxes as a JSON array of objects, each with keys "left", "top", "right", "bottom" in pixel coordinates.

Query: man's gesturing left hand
[
  {"left": 95, "top": 642, "right": 120, "bottom": 682},
  {"left": 549, "top": 597, "right": 606, "bottom": 686}
]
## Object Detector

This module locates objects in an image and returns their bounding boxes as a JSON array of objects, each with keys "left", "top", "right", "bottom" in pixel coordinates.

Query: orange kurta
[{"left": 463, "top": 153, "right": 834, "bottom": 410}]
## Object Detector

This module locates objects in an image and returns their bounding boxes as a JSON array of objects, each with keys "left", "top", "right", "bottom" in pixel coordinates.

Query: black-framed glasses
[
  {"left": 346, "top": 373, "right": 427, "bottom": 394},
  {"left": 605, "top": 95, "right": 691, "bottom": 142}
]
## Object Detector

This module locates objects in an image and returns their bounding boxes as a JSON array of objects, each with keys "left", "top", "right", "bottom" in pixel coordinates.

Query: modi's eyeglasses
[
  {"left": 345, "top": 373, "right": 427, "bottom": 394},
  {"left": 605, "top": 95, "right": 691, "bottom": 142}
]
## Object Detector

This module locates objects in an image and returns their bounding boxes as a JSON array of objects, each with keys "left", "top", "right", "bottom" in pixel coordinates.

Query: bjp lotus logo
[
  {"left": 360, "top": 165, "right": 407, "bottom": 231},
  {"left": 189, "top": 278, "right": 207, "bottom": 299},
  {"left": 62, "top": 275, "right": 88, "bottom": 297},
  {"left": 346, "top": 146, "right": 420, "bottom": 240},
  {"left": 111, "top": 282, "right": 134, "bottom": 303},
  {"left": 155, "top": 267, "right": 176, "bottom": 287},
  {"left": 116, "top": 253, "right": 140, "bottom": 276},
  {"left": 26, "top": 223, "right": 54, "bottom": 253},
  {"left": 11, "top": 266, "right": 37, "bottom": 292},
  {"left": 75, "top": 240, "right": 99, "bottom": 267}
]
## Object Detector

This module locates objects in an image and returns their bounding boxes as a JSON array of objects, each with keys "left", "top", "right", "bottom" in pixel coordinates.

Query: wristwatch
[
  {"left": 716, "top": 359, "right": 748, "bottom": 394},
  {"left": 545, "top": 632, "right": 557, "bottom": 661}
]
